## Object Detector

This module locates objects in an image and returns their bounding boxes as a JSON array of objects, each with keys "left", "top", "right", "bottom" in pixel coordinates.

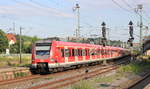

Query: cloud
[{"left": 0, "top": 2, "right": 75, "bottom": 18}]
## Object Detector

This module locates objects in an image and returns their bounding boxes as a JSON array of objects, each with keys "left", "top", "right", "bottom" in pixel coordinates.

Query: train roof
[
  {"left": 35, "top": 40, "right": 126, "bottom": 50},
  {"left": 53, "top": 41, "right": 124, "bottom": 49}
]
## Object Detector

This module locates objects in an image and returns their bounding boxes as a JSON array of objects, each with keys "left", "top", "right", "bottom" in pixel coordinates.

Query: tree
[
  {"left": 10, "top": 35, "right": 40, "bottom": 53},
  {"left": 0, "top": 30, "right": 8, "bottom": 53}
]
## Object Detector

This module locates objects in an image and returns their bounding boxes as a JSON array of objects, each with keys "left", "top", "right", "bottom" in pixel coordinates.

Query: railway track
[
  {"left": 28, "top": 57, "right": 130, "bottom": 89},
  {"left": 28, "top": 65, "right": 118, "bottom": 89},
  {"left": 0, "top": 74, "right": 40, "bottom": 86},
  {"left": 0, "top": 67, "right": 87, "bottom": 86},
  {"left": 0, "top": 56, "right": 130, "bottom": 89},
  {"left": 127, "top": 72, "right": 150, "bottom": 89}
]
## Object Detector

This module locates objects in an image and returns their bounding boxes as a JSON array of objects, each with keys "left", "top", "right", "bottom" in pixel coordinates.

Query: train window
[
  {"left": 90, "top": 49, "right": 94, "bottom": 56},
  {"left": 105, "top": 50, "right": 107, "bottom": 55},
  {"left": 94, "top": 50, "right": 96, "bottom": 55},
  {"left": 105, "top": 49, "right": 107, "bottom": 55},
  {"left": 65, "top": 49, "right": 71, "bottom": 57},
  {"left": 99, "top": 49, "right": 101, "bottom": 55},
  {"left": 61, "top": 49, "right": 64, "bottom": 57},
  {"left": 95, "top": 49, "right": 98, "bottom": 55},
  {"left": 78, "top": 49, "right": 82, "bottom": 56},
  {"left": 82, "top": 49, "right": 86, "bottom": 56},
  {"left": 101, "top": 49, "right": 104, "bottom": 55},
  {"left": 72, "top": 49, "right": 75, "bottom": 57},
  {"left": 85, "top": 49, "right": 89, "bottom": 56},
  {"left": 77, "top": 49, "right": 80, "bottom": 56},
  {"left": 75, "top": 49, "right": 78, "bottom": 56},
  {"left": 97, "top": 49, "right": 100, "bottom": 55}
]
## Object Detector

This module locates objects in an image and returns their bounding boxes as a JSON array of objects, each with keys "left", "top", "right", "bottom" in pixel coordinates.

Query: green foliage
[
  {"left": 10, "top": 35, "right": 40, "bottom": 53},
  {"left": 118, "top": 60, "right": 150, "bottom": 74},
  {"left": 0, "top": 30, "right": 8, "bottom": 53},
  {"left": 95, "top": 73, "right": 122, "bottom": 83},
  {"left": 0, "top": 29, "right": 39, "bottom": 53},
  {"left": 0, "top": 55, "right": 31, "bottom": 67},
  {"left": 71, "top": 81, "right": 94, "bottom": 89},
  {"left": 132, "top": 50, "right": 140, "bottom": 55},
  {"left": 14, "top": 72, "right": 28, "bottom": 78}
]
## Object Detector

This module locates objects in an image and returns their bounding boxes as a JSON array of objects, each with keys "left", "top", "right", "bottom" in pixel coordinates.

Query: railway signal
[
  {"left": 128, "top": 21, "right": 134, "bottom": 47},
  {"left": 101, "top": 22, "right": 107, "bottom": 46},
  {"left": 128, "top": 21, "right": 135, "bottom": 61}
]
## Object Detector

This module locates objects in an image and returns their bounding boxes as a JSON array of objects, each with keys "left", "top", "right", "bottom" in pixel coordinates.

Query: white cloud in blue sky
[{"left": 0, "top": 0, "right": 150, "bottom": 42}]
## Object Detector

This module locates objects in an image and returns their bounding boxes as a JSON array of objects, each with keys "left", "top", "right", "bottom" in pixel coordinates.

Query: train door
[
  {"left": 58, "top": 47, "right": 65, "bottom": 63},
  {"left": 97, "top": 49, "right": 100, "bottom": 59},
  {"left": 68, "top": 48, "right": 75, "bottom": 62},
  {"left": 82, "top": 49, "right": 86, "bottom": 62},
  {"left": 99, "top": 46, "right": 102, "bottom": 59},
  {"left": 110, "top": 47, "right": 112, "bottom": 58},
  {"left": 106, "top": 47, "right": 110, "bottom": 58},
  {"left": 91, "top": 48, "right": 95, "bottom": 60},
  {"left": 85, "top": 48, "right": 90, "bottom": 61},
  {"left": 105, "top": 47, "right": 108, "bottom": 58},
  {"left": 101, "top": 47, "right": 104, "bottom": 59},
  {"left": 77, "top": 48, "right": 83, "bottom": 61},
  {"left": 102, "top": 47, "right": 106, "bottom": 59}
]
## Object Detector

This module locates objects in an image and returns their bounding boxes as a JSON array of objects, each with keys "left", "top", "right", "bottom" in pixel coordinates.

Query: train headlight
[{"left": 50, "top": 59, "right": 55, "bottom": 62}]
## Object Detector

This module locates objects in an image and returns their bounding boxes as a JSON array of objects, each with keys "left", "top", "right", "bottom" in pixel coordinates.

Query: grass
[
  {"left": 0, "top": 54, "right": 31, "bottom": 67},
  {"left": 118, "top": 60, "right": 150, "bottom": 74},
  {"left": 64, "top": 60, "right": 150, "bottom": 89},
  {"left": 44, "top": 77, "right": 53, "bottom": 80},
  {"left": 14, "top": 72, "right": 28, "bottom": 78},
  {"left": 71, "top": 80, "right": 94, "bottom": 89},
  {"left": 95, "top": 73, "right": 122, "bottom": 83}
]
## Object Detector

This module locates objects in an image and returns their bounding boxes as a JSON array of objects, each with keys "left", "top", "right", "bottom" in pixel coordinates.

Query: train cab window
[
  {"left": 61, "top": 49, "right": 65, "bottom": 57},
  {"left": 35, "top": 42, "right": 51, "bottom": 59},
  {"left": 65, "top": 49, "right": 71, "bottom": 57}
]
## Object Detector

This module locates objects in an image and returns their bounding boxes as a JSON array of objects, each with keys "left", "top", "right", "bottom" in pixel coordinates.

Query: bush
[
  {"left": 71, "top": 81, "right": 94, "bottom": 89},
  {"left": 118, "top": 60, "right": 150, "bottom": 74}
]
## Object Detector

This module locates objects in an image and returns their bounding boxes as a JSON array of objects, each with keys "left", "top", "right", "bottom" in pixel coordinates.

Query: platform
[{"left": 0, "top": 67, "right": 31, "bottom": 81}]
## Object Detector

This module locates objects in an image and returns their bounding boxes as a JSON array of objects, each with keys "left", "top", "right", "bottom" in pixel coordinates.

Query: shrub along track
[{"left": 0, "top": 56, "right": 130, "bottom": 89}]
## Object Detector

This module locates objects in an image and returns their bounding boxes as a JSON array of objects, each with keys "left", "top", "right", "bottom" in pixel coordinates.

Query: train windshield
[{"left": 35, "top": 43, "right": 51, "bottom": 59}]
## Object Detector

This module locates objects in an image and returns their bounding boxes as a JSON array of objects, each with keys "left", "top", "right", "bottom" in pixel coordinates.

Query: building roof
[{"left": 6, "top": 33, "right": 16, "bottom": 43}]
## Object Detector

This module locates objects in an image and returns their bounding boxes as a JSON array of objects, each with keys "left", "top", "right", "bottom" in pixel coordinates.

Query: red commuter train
[{"left": 31, "top": 40, "right": 129, "bottom": 73}]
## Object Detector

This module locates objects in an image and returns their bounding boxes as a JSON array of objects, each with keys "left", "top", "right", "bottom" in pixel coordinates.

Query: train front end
[{"left": 31, "top": 41, "right": 52, "bottom": 73}]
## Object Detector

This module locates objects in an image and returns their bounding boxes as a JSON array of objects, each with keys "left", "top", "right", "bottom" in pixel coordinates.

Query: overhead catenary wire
[
  {"left": 120, "top": 0, "right": 150, "bottom": 24},
  {"left": 112, "top": 0, "right": 133, "bottom": 13},
  {"left": 122, "top": 0, "right": 133, "bottom": 9},
  {"left": 46, "top": 0, "right": 61, "bottom": 6},
  {"left": 29, "top": 0, "right": 56, "bottom": 9}
]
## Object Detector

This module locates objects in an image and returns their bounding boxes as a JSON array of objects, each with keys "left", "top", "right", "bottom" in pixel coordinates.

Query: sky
[{"left": 0, "top": 0, "right": 150, "bottom": 42}]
